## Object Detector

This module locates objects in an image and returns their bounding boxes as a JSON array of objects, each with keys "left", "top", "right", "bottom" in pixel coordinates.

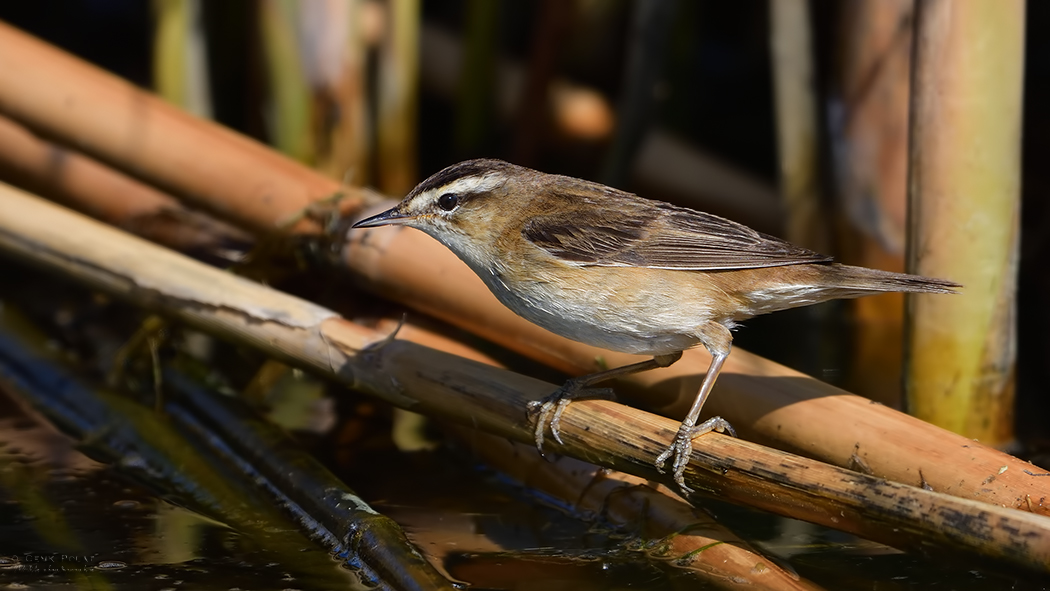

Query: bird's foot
[
  {"left": 526, "top": 379, "right": 615, "bottom": 454},
  {"left": 655, "top": 416, "right": 736, "bottom": 494}
]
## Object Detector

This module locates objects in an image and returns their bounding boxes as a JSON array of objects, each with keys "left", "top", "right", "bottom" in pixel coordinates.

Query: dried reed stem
[{"left": 905, "top": 0, "right": 1024, "bottom": 444}]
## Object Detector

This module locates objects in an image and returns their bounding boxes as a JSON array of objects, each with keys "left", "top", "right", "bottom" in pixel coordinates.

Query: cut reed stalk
[
  {"left": 770, "top": 0, "right": 829, "bottom": 253},
  {"left": 905, "top": 0, "right": 1024, "bottom": 445},
  {"left": 376, "top": 0, "right": 420, "bottom": 194},
  {"left": 833, "top": 0, "right": 916, "bottom": 405}
]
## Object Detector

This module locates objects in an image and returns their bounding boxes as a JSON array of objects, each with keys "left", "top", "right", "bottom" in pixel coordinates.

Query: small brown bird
[{"left": 352, "top": 159, "right": 958, "bottom": 491}]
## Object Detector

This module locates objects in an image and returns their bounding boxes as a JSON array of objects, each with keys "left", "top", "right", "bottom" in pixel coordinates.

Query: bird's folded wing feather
[{"left": 522, "top": 200, "right": 831, "bottom": 270}]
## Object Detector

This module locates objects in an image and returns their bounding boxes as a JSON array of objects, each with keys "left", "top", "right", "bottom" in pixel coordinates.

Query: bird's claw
[
  {"left": 655, "top": 416, "right": 736, "bottom": 494},
  {"left": 527, "top": 383, "right": 615, "bottom": 454}
]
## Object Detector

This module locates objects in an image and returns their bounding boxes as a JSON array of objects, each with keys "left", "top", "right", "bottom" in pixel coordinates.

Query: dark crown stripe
[{"left": 408, "top": 158, "right": 516, "bottom": 198}]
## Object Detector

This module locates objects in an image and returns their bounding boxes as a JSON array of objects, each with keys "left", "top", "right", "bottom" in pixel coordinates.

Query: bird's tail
[{"left": 821, "top": 263, "right": 960, "bottom": 295}]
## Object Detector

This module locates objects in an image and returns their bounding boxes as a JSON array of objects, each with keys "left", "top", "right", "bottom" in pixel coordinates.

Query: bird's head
[{"left": 352, "top": 159, "right": 535, "bottom": 257}]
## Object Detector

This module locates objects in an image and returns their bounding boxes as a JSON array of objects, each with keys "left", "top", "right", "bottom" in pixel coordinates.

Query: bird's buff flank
[{"left": 352, "top": 158, "right": 959, "bottom": 493}]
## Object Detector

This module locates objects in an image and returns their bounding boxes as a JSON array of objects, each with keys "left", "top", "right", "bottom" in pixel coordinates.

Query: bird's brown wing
[{"left": 522, "top": 200, "right": 831, "bottom": 270}]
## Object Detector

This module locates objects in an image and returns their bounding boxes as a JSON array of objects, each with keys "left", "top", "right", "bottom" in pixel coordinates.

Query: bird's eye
[{"left": 437, "top": 193, "right": 459, "bottom": 211}]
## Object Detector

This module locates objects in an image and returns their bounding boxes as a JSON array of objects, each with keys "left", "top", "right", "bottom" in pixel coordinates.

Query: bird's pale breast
[{"left": 484, "top": 261, "right": 739, "bottom": 355}]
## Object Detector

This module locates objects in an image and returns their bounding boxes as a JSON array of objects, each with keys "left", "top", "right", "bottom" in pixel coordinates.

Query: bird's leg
[
  {"left": 655, "top": 322, "right": 735, "bottom": 494},
  {"left": 528, "top": 351, "right": 683, "bottom": 453}
]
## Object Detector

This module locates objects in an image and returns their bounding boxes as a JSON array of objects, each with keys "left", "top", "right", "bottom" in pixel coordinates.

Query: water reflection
[{"left": 0, "top": 411, "right": 357, "bottom": 590}]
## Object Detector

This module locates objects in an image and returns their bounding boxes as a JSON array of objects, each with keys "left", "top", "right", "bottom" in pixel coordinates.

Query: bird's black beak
[{"left": 351, "top": 205, "right": 416, "bottom": 229}]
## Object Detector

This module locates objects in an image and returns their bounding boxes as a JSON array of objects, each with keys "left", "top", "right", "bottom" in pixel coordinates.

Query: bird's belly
[{"left": 482, "top": 266, "right": 715, "bottom": 356}]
